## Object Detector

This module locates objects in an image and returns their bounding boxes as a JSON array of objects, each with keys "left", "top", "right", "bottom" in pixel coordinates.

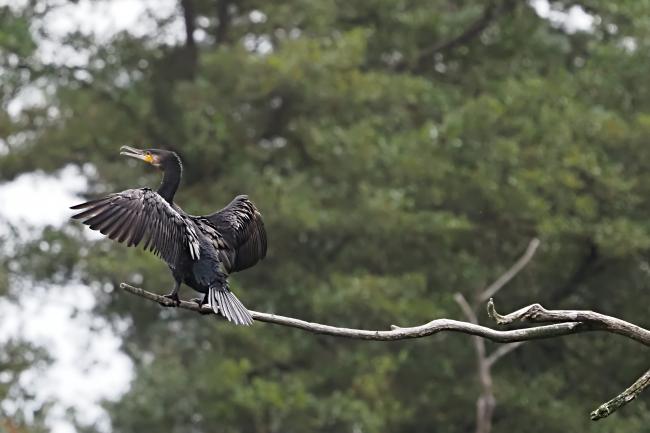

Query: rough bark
[{"left": 591, "top": 369, "right": 650, "bottom": 420}]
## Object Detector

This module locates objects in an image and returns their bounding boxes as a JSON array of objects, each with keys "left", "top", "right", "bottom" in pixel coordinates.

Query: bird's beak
[{"left": 120, "top": 146, "right": 154, "bottom": 164}]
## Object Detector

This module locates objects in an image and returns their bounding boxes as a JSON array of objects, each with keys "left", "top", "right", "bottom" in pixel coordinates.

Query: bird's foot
[
  {"left": 191, "top": 296, "right": 212, "bottom": 315},
  {"left": 160, "top": 292, "right": 181, "bottom": 307}
]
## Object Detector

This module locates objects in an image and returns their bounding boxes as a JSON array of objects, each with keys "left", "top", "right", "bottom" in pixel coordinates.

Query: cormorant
[{"left": 70, "top": 146, "right": 267, "bottom": 325}]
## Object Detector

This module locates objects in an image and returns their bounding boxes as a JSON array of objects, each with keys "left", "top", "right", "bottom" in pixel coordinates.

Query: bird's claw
[
  {"left": 191, "top": 297, "right": 213, "bottom": 315},
  {"left": 161, "top": 292, "right": 180, "bottom": 307}
]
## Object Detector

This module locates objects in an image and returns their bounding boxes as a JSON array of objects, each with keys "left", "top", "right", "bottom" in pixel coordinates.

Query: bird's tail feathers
[{"left": 209, "top": 286, "right": 253, "bottom": 326}]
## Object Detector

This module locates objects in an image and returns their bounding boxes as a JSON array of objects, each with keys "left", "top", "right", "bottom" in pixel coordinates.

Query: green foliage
[{"left": 1, "top": 1, "right": 649, "bottom": 432}]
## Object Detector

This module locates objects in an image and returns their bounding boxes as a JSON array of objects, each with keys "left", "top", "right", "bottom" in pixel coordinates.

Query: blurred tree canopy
[{"left": 0, "top": 0, "right": 649, "bottom": 432}]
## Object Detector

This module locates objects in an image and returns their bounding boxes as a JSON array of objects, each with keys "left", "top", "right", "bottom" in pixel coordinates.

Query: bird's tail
[{"left": 209, "top": 285, "right": 253, "bottom": 326}]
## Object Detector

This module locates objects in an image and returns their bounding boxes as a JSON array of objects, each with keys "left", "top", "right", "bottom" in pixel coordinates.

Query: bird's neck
[{"left": 157, "top": 155, "right": 182, "bottom": 203}]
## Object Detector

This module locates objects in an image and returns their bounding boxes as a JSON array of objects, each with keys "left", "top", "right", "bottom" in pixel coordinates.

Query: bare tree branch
[
  {"left": 479, "top": 238, "right": 540, "bottom": 302},
  {"left": 591, "top": 369, "right": 650, "bottom": 421},
  {"left": 485, "top": 298, "right": 650, "bottom": 420},
  {"left": 119, "top": 283, "right": 649, "bottom": 421},
  {"left": 455, "top": 292, "right": 480, "bottom": 325},
  {"left": 181, "top": 0, "right": 197, "bottom": 49},
  {"left": 485, "top": 342, "right": 525, "bottom": 368},
  {"left": 460, "top": 238, "right": 539, "bottom": 433},
  {"left": 416, "top": 0, "right": 517, "bottom": 60},
  {"left": 120, "top": 283, "right": 650, "bottom": 347},
  {"left": 215, "top": 0, "right": 232, "bottom": 45},
  {"left": 179, "top": 0, "right": 198, "bottom": 79},
  {"left": 487, "top": 299, "right": 650, "bottom": 346},
  {"left": 455, "top": 293, "right": 493, "bottom": 433},
  {"left": 120, "top": 282, "right": 597, "bottom": 342}
]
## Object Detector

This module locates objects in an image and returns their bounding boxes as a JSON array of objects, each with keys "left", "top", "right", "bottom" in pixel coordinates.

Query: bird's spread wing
[
  {"left": 205, "top": 195, "right": 267, "bottom": 272},
  {"left": 71, "top": 188, "right": 200, "bottom": 265}
]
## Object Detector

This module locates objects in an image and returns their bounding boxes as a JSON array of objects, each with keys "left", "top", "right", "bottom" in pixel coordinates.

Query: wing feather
[
  {"left": 101, "top": 207, "right": 129, "bottom": 237},
  {"left": 71, "top": 188, "right": 201, "bottom": 266},
  {"left": 128, "top": 208, "right": 145, "bottom": 247},
  {"left": 115, "top": 210, "right": 135, "bottom": 243},
  {"left": 204, "top": 195, "right": 267, "bottom": 272},
  {"left": 87, "top": 205, "right": 122, "bottom": 229}
]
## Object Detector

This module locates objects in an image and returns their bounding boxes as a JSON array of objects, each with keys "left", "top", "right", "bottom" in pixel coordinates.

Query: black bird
[{"left": 70, "top": 146, "right": 267, "bottom": 325}]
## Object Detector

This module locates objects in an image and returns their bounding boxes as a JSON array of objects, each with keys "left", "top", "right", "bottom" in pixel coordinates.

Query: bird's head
[{"left": 119, "top": 146, "right": 179, "bottom": 170}]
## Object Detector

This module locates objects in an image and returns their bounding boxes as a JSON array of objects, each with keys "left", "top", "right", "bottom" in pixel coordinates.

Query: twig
[
  {"left": 454, "top": 292, "right": 480, "bottom": 325},
  {"left": 479, "top": 238, "right": 540, "bottom": 302},
  {"left": 591, "top": 369, "right": 650, "bottom": 420},
  {"left": 485, "top": 342, "right": 525, "bottom": 368}
]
